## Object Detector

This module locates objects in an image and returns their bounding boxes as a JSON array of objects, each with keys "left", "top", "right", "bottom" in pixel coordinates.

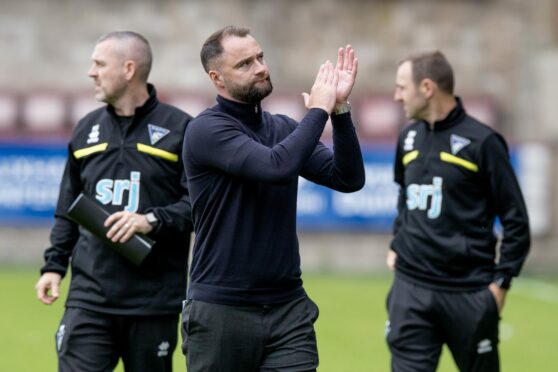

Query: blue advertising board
[
  {"left": 0, "top": 142, "right": 67, "bottom": 225},
  {"left": 297, "top": 145, "right": 398, "bottom": 231},
  {"left": 0, "top": 142, "right": 401, "bottom": 230},
  {"left": 0, "top": 141, "right": 523, "bottom": 232}
]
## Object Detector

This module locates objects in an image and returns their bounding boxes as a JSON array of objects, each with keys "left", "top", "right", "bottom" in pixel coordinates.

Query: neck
[
  {"left": 424, "top": 95, "right": 457, "bottom": 128},
  {"left": 112, "top": 83, "right": 149, "bottom": 116}
]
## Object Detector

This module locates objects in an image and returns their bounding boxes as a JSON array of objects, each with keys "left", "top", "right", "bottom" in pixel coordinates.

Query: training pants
[
  {"left": 386, "top": 275, "right": 500, "bottom": 372},
  {"left": 56, "top": 307, "right": 178, "bottom": 372}
]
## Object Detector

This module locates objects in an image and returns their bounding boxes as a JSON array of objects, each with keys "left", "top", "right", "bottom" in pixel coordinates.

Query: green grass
[{"left": 2, "top": 268, "right": 558, "bottom": 371}]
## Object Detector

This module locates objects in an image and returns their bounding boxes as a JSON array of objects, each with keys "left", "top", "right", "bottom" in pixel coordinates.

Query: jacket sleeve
[
  {"left": 40, "top": 145, "right": 82, "bottom": 277},
  {"left": 480, "top": 133, "right": 531, "bottom": 287},
  {"left": 184, "top": 108, "right": 328, "bottom": 184},
  {"left": 391, "top": 134, "right": 406, "bottom": 242},
  {"left": 146, "top": 169, "right": 193, "bottom": 239},
  {"left": 300, "top": 112, "right": 365, "bottom": 193},
  {"left": 146, "top": 114, "right": 193, "bottom": 239}
]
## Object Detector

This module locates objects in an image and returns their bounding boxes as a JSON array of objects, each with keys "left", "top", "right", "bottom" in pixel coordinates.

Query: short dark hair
[
  {"left": 200, "top": 26, "right": 251, "bottom": 73},
  {"left": 96, "top": 31, "right": 153, "bottom": 82},
  {"left": 401, "top": 51, "right": 454, "bottom": 94}
]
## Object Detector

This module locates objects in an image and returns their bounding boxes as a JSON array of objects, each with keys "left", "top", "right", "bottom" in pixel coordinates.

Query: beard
[{"left": 228, "top": 77, "right": 273, "bottom": 104}]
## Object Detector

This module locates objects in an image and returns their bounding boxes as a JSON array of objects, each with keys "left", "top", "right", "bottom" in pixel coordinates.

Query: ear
[
  {"left": 124, "top": 60, "right": 136, "bottom": 81},
  {"left": 209, "top": 70, "right": 225, "bottom": 89},
  {"left": 419, "top": 78, "right": 436, "bottom": 99}
]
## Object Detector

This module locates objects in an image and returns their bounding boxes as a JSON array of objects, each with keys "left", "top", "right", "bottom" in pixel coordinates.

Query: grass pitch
[{"left": 1, "top": 268, "right": 557, "bottom": 371}]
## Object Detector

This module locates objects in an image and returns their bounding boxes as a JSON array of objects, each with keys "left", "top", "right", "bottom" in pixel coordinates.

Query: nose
[
  {"left": 88, "top": 64, "right": 97, "bottom": 78},
  {"left": 394, "top": 89, "right": 402, "bottom": 102},
  {"left": 254, "top": 60, "right": 267, "bottom": 76}
]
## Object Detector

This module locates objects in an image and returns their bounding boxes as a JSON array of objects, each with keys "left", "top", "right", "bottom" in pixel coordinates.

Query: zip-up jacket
[
  {"left": 183, "top": 95, "right": 365, "bottom": 305},
  {"left": 41, "top": 85, "right": 193, "bottom": 315},
  {"left": 391, "top": 98, "right": 530, "bottom": 291}
]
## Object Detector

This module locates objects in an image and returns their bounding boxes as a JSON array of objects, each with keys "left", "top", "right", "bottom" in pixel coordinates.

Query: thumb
[
  {"left": 51, "top": 281, "right": 60, "bottom": 299},
  {"left": 302, "top": 92, "right": 310, "bottom": 108}
]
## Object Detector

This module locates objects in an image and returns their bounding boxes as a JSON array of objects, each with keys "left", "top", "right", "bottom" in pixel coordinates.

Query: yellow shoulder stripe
[
  {"left": 137, "top": 143, "right": 178, "bottom": 162},
  {"left": 73, "top": 143, "right": 108, "bottom": 159},
  {"left": 440, "top": 152, "right": 479, "bottom": 172},
  {"left": 402, "top": 150, "right": 419, "bottom": 166}
]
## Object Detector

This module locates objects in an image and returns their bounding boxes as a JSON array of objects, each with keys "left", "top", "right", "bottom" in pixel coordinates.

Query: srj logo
[
  {"left": 406, "top": 176, "right": 443, "bottom": 219},
  {"left": 95, "top": 171, "right": 140, "bottom": 212}
]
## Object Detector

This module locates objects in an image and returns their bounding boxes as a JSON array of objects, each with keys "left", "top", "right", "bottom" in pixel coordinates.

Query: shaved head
[{"left": 97, "top": 31, "right": 152, "bottom": 82}]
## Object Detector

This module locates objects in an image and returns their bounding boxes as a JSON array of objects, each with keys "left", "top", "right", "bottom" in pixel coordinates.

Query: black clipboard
[{"left": 67, "top": 193, "right": 154, "bottom": 266}]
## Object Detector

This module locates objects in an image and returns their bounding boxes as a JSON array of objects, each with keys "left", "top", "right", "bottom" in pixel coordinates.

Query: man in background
[
  {"left": 35, "top": 31, "right": 192, "bottom": 372},
  {"left": 181, "top": 26, "right": 365, "bottom": 371},
  {"left": 386, "top": 51, "right": 530, "bottom": 372}
]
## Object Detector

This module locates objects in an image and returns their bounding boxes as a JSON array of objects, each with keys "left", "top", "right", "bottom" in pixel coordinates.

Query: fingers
[
  {"left": 35, "top": 273, "right": 61, "bottom": 305},
  {"left": 105, "top": 211, "right": 135, "bottom": 243},
  {"left": 304, "top": 59, "right": 339, "bottom": 112},
  {"left": 35, "top": 281, "right": 50, "bottom": 304},
  {"left": 332, "top": 66, "right": 339, "bottom": 87},
  {"left": 336, "top": 45, "right": 357, "bottom": 80},
  {"left": 386, "top": 250, "right": 397, "bottom": 271},
  {"left": 105, "top": 212, "right": 152, "bottom": 243},
  {"left": 351, "top": 57, "right": 358, "bottom": 79},
  {"left": 315, "top": 61, "right": 334, "bottom": 85},
  {"left": 336, "top": 47, "right": 344, "bottom": 71},
  {"left": 488, "top": 282, "right": 507, "bottom": 314},
  {"left": 104, "top": 211, "right": 123, "bottom": 228},
  {"left": 336, "top": 45, "right": 355, "bottom": 72},
  {"left": 345, "top": 45, "right": 354, "bottom": 71},
  {"left": 324, "top": 61, "right": 335, "bottom": 85}
]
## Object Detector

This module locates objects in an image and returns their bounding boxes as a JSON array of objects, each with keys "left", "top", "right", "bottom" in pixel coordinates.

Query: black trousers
[
  {"left": 181, "top": 295, "right": 320, "bottom": 372},
  {"left": 386, "top": 276, "right": 500, "bottom": 372},
  {"left": 56, "top": 307, "right": 178, "bottom": 372}
]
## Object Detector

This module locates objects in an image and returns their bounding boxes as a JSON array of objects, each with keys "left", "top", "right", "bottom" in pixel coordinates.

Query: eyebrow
[{"left": 234, "top": 51, "right": 264, "bottom": 68}]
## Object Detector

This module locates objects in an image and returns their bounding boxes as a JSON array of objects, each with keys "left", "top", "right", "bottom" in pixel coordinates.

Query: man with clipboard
[{"left": 34, "top": 31, "right": 193, "bottom": 372}]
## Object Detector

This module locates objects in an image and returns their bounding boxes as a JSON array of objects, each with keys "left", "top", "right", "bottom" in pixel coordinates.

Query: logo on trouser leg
[
  {"left": 56, "top": 324, "right": 66, "bottom": 351},
  {"left": 477, "top": 339, "right": 493, "bottom": 354},
  {"left": 157, "top": 341, "right": 170, "bottom": 357},
  {"left": 385, "top": 320, "right": 391, "bottom": 337}
]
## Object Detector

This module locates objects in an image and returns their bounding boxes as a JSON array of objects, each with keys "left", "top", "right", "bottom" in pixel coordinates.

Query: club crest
[
  {"left": 450, "top": 134, "right": 471, "bottom": 155},
  {"left": 148, "top": 124, "right": 170, "bottom": 145}
]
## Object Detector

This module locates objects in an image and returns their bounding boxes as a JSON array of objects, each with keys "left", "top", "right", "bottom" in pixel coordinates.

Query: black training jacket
[
  {"left": 41, "top": 85, "right": 193, "bottom": 315},
  {"left": 391, "top": 98, "right": 530, "bottom": 291}
]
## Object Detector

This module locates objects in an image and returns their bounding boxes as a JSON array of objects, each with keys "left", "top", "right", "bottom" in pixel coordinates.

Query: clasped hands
[{"left": 303, "top": 45, "right": 358, "bottom": 114}]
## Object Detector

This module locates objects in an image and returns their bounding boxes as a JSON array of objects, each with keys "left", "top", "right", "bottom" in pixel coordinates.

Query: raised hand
[
  {"left": 335, "top": 45, "right": 358, "bottom": 107},
  {"left": 302, "top": 60, "right": 339, "bottom": 114}
]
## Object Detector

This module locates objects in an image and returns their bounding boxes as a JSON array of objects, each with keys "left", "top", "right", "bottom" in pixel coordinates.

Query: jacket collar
[
  {"left": 106, "top": 83, "right": 158, "bottom": 117},
  {"left": 423, "top": 96, "right": 466, "bottom": 131},
  {"left": 215, "top": 95, "right": 263, "bottom": 126}
]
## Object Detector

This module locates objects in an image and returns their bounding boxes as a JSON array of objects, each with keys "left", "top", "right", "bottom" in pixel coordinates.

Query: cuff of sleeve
[
  {"left": 493, "top": 275, "right": 512, "bottom": 290},
  {"left": 144, "top": 209, "right": 163, "bottom": 238},
  {"left": 40, "top": 265, "right": 67, "bottom": 278},
  {"left": 307, "top": 107, "right": 329, "bottom": 122},
  {"left": 330, "top": 111, "right": 354, "bottom": 130}
]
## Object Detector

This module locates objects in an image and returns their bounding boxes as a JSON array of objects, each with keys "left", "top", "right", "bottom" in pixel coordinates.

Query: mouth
[{"left": 255, "top": 77, "right": 270, "bottom": 85}]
